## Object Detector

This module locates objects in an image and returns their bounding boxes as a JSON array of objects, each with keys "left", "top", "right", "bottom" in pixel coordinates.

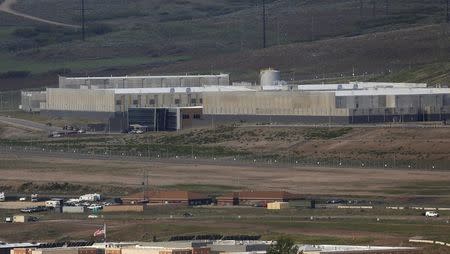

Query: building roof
[
  {"left": 218, "top": 191, "right": 299, "bottom": 200},
  {"left": 335, "top": 88, "right": 450, "bottom": 96},
  {"left": 125, "top": 191, "right": 209, "bottom": 201},
  {"left": 298, "top": 82, "right": 428, "bottom": 91},
  {"left": 0, "top": 243, "right": 39, "bottom": 249},
  {"left": 61, "top": 74, "right": 229, "bottom": 80},
  {"left": 108, "top": 86, "right": 255, "bottom": 95}
]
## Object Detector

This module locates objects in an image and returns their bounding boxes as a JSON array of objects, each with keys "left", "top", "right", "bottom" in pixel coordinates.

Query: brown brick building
[{"left": 123, "top": 191, "right": 212, "bottom": 206}]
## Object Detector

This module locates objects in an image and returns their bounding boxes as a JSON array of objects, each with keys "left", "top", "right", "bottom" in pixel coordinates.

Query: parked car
[
  {"left": 183, "top": 212, "right": 193, "bottom": 217},
  {"left": 87, "top": 204, "right": 103, "bottom": 210},
  {"left": 28, "top": 216, "right": 39, "bottom": 222},
  {"left": 31, "top": 194, "right": 39, "bottom": 202},
  {"left": 20, "top": 206, "right": 47, "bottom": 213},
  {"left": 19, "top": 197, "right": 26, "bottom": 201},
  {"left": 88, "top": 214, "right": 98, "bottom": 219},
  {"left": 4, "top": 217, "right": 12, "bottom": 223},
  {"left": 20, "top": 207, "right": 34, "bottom": 213},
  {"left": 425, "top": 211, "right": 439, "bottom": 217}
]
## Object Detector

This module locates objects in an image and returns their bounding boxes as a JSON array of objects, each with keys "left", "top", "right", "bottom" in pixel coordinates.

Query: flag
[{"left": 93, "top": 224, "right": 106, "bottom": 237}]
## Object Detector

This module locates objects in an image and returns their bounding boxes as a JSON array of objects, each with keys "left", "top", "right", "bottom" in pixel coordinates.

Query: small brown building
[
  {"left": 123, "top": 191, "right": 211, "bottom": 206},
  {"left": 217, "top": 191, "right": 300, "bottom": 207}
]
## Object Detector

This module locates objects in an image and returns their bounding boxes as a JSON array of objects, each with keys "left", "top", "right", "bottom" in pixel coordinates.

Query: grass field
[
  {"left": 2, "top": 205, "right": 450, "bottom": 250},
  {"left": 0, "top": 52, "right": 191, "bottom": 74}
]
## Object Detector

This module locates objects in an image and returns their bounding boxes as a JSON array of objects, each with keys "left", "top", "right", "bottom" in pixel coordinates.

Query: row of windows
[
  {"left": 116, "top": 98, "right": 203, "bottom": 106},
  {"left": 182, "top": 114, "right": 202, "bottom": 120}
]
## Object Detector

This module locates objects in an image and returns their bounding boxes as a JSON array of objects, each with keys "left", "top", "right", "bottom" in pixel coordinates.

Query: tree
[{"left": 267, "top": 236, "right": 301, "bottom": 254}]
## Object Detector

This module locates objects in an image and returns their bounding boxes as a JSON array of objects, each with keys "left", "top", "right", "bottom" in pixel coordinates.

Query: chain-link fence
[{"left": 0, "top": 144, "right": 447, "bottom": 170}]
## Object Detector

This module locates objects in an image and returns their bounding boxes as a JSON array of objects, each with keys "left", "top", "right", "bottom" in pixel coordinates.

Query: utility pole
[
  {"left": 385, "top": 0, "right": 389, "bottom": 16},
  {"left": 81, "top": 0, "right": 86, "bottom": 41},
  {"left": 371, "top": 0, "right": 376, "bottom": 17},
  {"left": 142, "top": 170, "right": 149, "bottom": 202},
  {"left": 262, "top": 0, "right": 267, "bottom": 48},
  {"left": 447, "top": 0, "right": 449, "bottom": 23},
  {"left": 359, "top": 0, "right": 364, "bottom": 19}
]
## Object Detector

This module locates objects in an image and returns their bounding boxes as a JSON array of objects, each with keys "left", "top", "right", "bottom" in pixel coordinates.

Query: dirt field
[
  {"left": 2, "top": 153, "right": 450, "bottom": 251},
  {"left": 1, "top": 206, "right": 450, "bottom": 253},
  {"left": 1, "top": 153, "right": 450, "bottom": 200}
]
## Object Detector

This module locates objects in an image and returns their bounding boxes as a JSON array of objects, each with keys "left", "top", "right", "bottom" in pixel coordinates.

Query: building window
[
  {"left": 193, "top": 114, "right": 201, "bottom": 119},
  {"left": 149, "top": 99, "right": 155, "bottom": 105},
  {"left": 191, "top": 98, "right": 197, "bottom": 104},
  {"left": 116, "top": 100, "right": 122, "bottom": 105},
  {"left": 199, "top": 98, "right": 203, "bottom": 104},
  {"left": 175, "top": 99, "right": 180, "bottom": 105},
  {"left": 133, "top": 100, "right": 139, "bottom": 105},
  {"left": 182, "top": 114, "right": 190, "bottom": 119}
]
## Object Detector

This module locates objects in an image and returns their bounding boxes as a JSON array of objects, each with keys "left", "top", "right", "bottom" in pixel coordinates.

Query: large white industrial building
[{"left": 21, "top": 70, "right": 450, "bottom": 132}]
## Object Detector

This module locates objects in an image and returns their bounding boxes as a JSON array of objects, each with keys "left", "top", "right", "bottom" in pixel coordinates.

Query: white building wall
[
  {"left": 203, "top": 91, "right": 349, "bottom": 116},
  {"left": 46, "top": 89, "right": 115, "bottom": 112}
]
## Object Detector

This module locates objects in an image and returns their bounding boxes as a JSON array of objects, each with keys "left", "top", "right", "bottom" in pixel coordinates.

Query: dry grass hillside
[
  {"left": 2, "top": 123, "right": 448, "bottom": 167},
  {"left": 146, "top": 125, "right": 450, "bottom": 164},
  {"left": 0, "top": 0, "right": 449, "bottom": 89}
]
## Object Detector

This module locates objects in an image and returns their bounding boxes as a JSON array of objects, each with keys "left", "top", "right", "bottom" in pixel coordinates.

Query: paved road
[
  {"left": 0, "top": 115, "right": 60, "bottom": 132},
  {"left": 0, "top": 0, "right": 80, "bottom": 28}
]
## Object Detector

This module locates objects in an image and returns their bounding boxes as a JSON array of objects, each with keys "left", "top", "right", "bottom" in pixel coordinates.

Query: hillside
[
  {"left": 0, "top": 0, "right": 449, "bottom": 89},
  {"left": 1, "top": 121, "right": 449, "bottom": 168}
]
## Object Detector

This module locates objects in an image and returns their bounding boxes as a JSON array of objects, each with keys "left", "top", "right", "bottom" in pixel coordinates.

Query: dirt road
[
  {"left": 0, "top": 115, "right": 60, "bottom": 132},
  {"left": 0, "top": 0, "right": 80, "bottom": 28}
]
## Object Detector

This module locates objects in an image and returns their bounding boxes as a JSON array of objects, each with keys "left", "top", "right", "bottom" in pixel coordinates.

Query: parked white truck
[
  {"left": 0, "top": 192, "right": 5, "bottom": 202},
  {"left": 79, "top": 193, "right": 102, "bottom": 202},
  {"left": 425, "top": 211, "right": 439, "bottom": 217}
]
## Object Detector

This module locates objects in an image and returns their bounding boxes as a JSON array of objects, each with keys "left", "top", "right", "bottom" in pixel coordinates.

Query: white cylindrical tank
[{"left": 260, "top": 69, "right": 281, "bottom": 86}]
